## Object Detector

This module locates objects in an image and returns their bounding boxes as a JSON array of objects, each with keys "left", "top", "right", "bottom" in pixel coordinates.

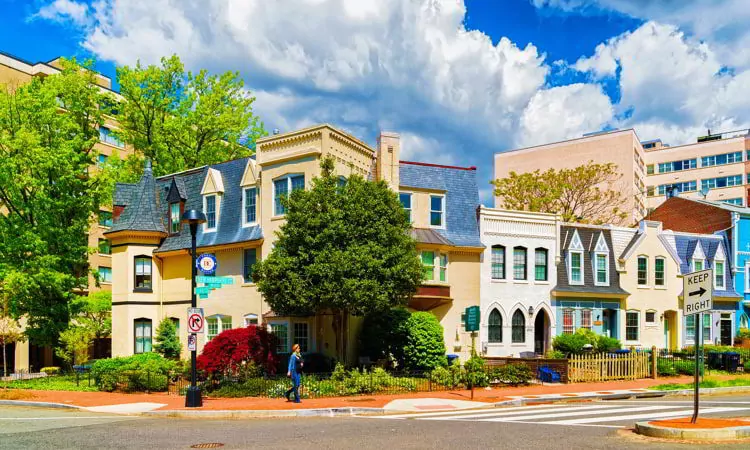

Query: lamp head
[{"left": 181, "top": 209, "right": 207, "bottom": 225}]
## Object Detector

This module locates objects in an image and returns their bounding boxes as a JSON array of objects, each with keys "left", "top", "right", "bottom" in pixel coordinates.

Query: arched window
[
  {"left": 512, "top": 310, "right": 526, "bottom": 343},
  {"left": 488, "top": 309, "right": 502, "bottom": 343},
  {"left": 740, "top": 314, "right": 749, "bottom": 330}
]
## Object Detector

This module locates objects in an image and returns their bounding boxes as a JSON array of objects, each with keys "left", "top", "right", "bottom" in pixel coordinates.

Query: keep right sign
[{"left": 683, "top": 269, "right": 713, "bottom": 315}]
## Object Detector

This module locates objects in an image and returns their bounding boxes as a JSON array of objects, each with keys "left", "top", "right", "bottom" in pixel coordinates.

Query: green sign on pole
[{"left": 464, "top": 306, "right": 480, "bottom": 332}]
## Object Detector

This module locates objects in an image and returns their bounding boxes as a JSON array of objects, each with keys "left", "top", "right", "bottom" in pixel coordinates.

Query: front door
[
  {"left": 721, "top": 315, "right": 732, "bottom": 346},
  {"left": 602, "top": 310, "right": 610, "bottom": 337},
  {"left": 534, "top": 312, "right": 548, "bottom": 355}
]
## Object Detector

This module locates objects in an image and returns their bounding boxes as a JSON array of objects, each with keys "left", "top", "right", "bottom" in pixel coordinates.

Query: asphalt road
[{"left": 2, "top": 396, "right": 750, "bottom": 449}]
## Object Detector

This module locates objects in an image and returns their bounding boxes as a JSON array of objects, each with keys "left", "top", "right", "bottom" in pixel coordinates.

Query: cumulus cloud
[
  {"left": 33, "top": 0, "right": 91, "bottom": 27},
  {"left": 573, "top": 21, "right": 750, "bottom": 143}
]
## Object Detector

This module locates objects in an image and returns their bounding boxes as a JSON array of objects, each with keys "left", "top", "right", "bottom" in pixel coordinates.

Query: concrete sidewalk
[{"left": 0, "top": 376, "right": 696, "bottom": 415}]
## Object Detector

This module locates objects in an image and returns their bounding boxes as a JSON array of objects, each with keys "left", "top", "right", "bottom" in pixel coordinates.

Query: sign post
[
  {"left": 464, "top": 306, "right": 480, "bottom": 400},
  {"left": 682, "top": 268, "right": 713, "bottom": 424}
]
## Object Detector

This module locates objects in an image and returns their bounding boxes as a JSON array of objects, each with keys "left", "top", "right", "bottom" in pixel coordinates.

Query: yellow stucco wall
[{"left": 618, "top": 222, "right": 683, "bottom": 349}]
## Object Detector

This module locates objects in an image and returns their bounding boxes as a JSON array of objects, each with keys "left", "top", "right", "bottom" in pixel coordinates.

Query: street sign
[
  {"left": 683, "top": 269, "right": 713, "bottom": 315},
  {"left": 464, "top": 306, "right": 480, "bottom": 332},
  {"left": 187, "top": 307, "right": 205, "bottom": 333},
  {"left": 196, "top": 253, "right": 217, "bottom": 275},
  {"left": 195, "top": 286, "right": 210, "bottom": 296},
  {"left": 187, "top": 333, "right": 197, "bottom": 351},
  {"left": 196, "top": 276, "right": 234, "bottom": 285}
]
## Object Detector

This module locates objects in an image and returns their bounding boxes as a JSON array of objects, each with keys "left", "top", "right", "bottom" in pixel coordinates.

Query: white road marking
[
  {"left": 545, "top": 407, "right": 750, "bottom": 425},
  {"left": 478, "top": 405, "right": 676, "bottom": 422},
  {"left": 382, "top": 403, "right": 576, "bottom": 419},
  {"left": 419, "top": 404, "right": 629, "bottom": 421}
]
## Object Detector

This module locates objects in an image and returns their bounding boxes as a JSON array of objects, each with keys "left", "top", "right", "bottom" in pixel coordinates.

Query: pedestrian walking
[{"left": 285, "top": 343, "right": 304, "bottom": 403}]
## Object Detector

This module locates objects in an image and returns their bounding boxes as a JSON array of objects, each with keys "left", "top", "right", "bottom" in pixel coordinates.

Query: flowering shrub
[{"left": 197, "top": 325, "right": 278, "bottom": 377}]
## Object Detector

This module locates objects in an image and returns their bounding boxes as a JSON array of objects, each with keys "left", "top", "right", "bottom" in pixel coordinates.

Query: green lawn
[
  {"left": 1, "top": 375, "right": 99, "bottom": 392},
  {"left": 651, "top": 376, "right": 750, "bottom": 391}
]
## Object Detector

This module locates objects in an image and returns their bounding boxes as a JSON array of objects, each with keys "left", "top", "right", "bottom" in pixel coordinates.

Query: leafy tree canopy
[
  {"left": 0, "top": 58, "right": 117, "bottom": 346},
  {"left": 492, "top": 161, "right": 629, "bottom": 224},
  {"left": 114, "top": 54, "right": 266, "bottom": 177},
  {"left": 153, "top": 318, "right": 181, "bottom": 359},
  {"left": 254, "top": 158, "right": 423, "bottom": 317}
]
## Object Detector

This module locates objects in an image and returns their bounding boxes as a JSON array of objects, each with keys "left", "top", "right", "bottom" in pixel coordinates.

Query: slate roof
[
  {"left": 399, "top": 162, "right": 482, "bottom": 248},
  {"left": 554, "top": 225, "right": 629, "bottom": 296},
  {"left": 154, "top": 158, "right": 262, "bottom": 253},
  {"left": 113, "top": 183, "right": 136, "bottom": 207},
  {"left": 107, "top": 161, "right": 166, "bottom": 234},
  {"left": 668, "top": 232, "right": 739, "bottom": 298}
]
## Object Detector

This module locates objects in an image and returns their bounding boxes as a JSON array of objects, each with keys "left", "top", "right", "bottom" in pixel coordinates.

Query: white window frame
[
  {"left": 429, "top": 194, "right": 445, "bottom": 229},
  {"left": 269, "top": 321, "right": 290, "bottom": 354},
  {"left": 203, "top": 194, "right": 219, "bottom": 232},
  {"left": 593, "top": 252, "right": 609, "bottom": 286},
  {"left": 568, "top": 251, "right": 583, "bottom": 285},
  {"left": 170, "top": 202, "right": 181, "bottom": 234},
  {"left": 439, "top": 253, "right": 448, "bottom": 282},
  {"left": 273, "top": 174, "right": 305, "bottom": 217},
  {"left": 580, "top": 309, "right": 592, "bottom": 330},
  {"left": 562, "top": 309, "right": 575, "bottom": 334},
  {"left": 654, "top": 256, "right": 666, "bottom": 287},
  {"left": 714, "top": 259, "right": 725, "bottom": 289},
  {"left": 637, "top": 255, "right": 649, "bottom": 286},
  {"left": 292, "top": 321, "right": 311, "bottom": 353},
  {"left": 692, "top": 258, "right": 705, "bottom": 272},
  {"left": 99, "top": 266, "right": 112, "bottom": 284},
  {"left": 241, "top": 187, "right": 258, "bottom": 227},
  {"left": 399, "top": 192, "right": 412, "bottom": 223},
  {"left": 206, "top": 315, "right": 233, "bottom": 341},
  {"left": 243, "top": 314, "right": 258, "bottom": 327},
  {"left": 645, "top": 309, "right": 657, "bottom": 324},
  {"left": 625, "top": 310, "right": 640, "bottom": 342}
]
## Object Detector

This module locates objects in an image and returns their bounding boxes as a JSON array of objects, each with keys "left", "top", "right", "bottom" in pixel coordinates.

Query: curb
[
  {"left": 143, "top": 406, "right": 389, "bottom": 419},
  {"left": 0, "top": 400, "right": 82, "bottom": 410},
  {"left": 635, "top": 421, "right": 750, "bottom": 441},
  {"left": 492, "top": 391, "right": 668, "bottom": 407},
  {"left": 662, "top": 386, "right": 750, "bottom": 397}
]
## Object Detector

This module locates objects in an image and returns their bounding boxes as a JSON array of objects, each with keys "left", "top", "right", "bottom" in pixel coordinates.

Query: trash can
[
  {"left": 614, "top": 349, "right": 630, "bottom": 354},
  {"left": 724, "top": 352, "right": 740, "bottom": 373},
  {"left": 708, "top": 352, "right": 722, "bottom": 370},
  {"left": 446, "top": 354, "right": 459, "bottom": 367}
]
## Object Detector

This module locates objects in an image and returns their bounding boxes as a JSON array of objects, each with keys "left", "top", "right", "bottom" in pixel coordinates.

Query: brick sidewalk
[{"left": 1, "top": 376, "right": 696, "bottom": 411}]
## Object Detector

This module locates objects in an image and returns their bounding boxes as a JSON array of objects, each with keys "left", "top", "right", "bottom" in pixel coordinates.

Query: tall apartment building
[
  {"left": 495, "top": 128, "right": 750, "bottom": 223},
  {"left": 1, "top": 51, "right": 131, "bottom": 373},
  {"left": 0, "top": 51, "right": 132, "bottom": 296},
  {"left": 494, "top": 129, "right": 648, "bottom": 225}
]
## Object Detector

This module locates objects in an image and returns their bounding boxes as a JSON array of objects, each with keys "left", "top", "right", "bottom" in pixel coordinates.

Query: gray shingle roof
[
  {"left": 411, "top": 228, "right": 454, "bottom": 246},
  {"left": 107, "top": 162, "right": 166, "bottom": 234},
  {"left": 399, "top": 162, "right": 482, "bottom": 248},
  {"left": 113, "top": 183, "right": 136, "bottom": 206},
  {"left": 554, "top": 225, "right": 629, "bottom": 296}
]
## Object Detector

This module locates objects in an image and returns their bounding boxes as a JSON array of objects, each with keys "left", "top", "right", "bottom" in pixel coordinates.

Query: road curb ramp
[{"left": 635, "top": 420, "right": 750, "bottom": 441}]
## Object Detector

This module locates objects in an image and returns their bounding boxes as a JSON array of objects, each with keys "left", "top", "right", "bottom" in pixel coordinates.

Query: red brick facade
[{"left": 648, "top": 197, "right": 732, "bottom": 234}]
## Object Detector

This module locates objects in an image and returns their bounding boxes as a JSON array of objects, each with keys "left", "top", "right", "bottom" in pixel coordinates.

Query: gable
[
  {"left": 594, "top": 232, "right": 609, "bottom": 253},
  {"left": 201, "top": 168, "right": 225, "bottom": 195},
  {"left": 241, "top": 159, "right": 258, "bottom": 186},
  {"left": 692, "top": 241, "right": 706, "bottom": 260},
  {"left": 569, "top": 230, "right": 583, "bottom": 251}
]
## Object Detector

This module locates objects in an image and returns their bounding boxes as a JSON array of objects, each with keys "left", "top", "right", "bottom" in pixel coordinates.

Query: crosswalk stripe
[
  {"left": 544, "top": 407, "right": 750, "bottom": 425},
  {"left": 419, "top": 404, "right": 628, "bottom": 421},
  {"left": 478, "top": 405, "right": 677, "bottom": 422},
  {"left": 382, "top": 403, "right": 581, "bottom": 420}
]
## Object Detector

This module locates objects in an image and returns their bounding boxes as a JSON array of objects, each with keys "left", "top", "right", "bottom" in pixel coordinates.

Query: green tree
[
  {"left": 154, "top": 318, "right": 181, "bottom": 359},
  {"left": 114, "top": 55, "right": 266, "bottom": 177},
  {"left": 403, "top": 312, "right": 446, "bottom": 371},
  {"left": 359, "top": 308, "right": 410, "bottom": 367},
  {"left": 254, "top": 158, "right": 423, "bottom": 362},
  {"left": 0, "top": 315, "right": 24, "bottom": 377},
  {"left": 492, "top": 161, "right": 628, "bottom": 224},
  {"left": 55, "top": 292, "right": 112, "bottom": 366},
  {"left": 0, "top": 58, "right": 116, "bottom": 346}
]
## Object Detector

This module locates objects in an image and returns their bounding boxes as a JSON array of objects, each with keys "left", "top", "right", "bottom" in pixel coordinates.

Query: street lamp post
[{"left": 182, "top": 209, "right": 206, "bottom": 408}]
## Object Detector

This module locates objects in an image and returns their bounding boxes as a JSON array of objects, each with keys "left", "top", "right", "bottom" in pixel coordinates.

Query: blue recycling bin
[
  {"left": 538, "top": 365, "right": 561, "bottom": 383},
  {"left": 446, "top": 354, "right": 459, "bottom": 367},
  {"left": 613, "top": 349, "right": 630, "bottom": 354}
]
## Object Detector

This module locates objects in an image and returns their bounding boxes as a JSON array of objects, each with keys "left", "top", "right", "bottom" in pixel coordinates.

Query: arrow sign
[
  {"left": 683, "top": 268, "right": 713, "bottom": 316},
  {"left": 187, "top": 308, "right": 205, "bottom": 333}
]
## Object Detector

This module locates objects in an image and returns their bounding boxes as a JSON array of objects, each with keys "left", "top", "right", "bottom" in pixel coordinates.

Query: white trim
[
  {"left": 593, "top": 251, "right": 609, "bottom": 286},
  {"left": 243, "top": 313, "right": 259, "bottom": 327},
  {"left": 399, "top": 191, "right": 413, "bottom": 224},
  {"left": 714, "top": 259, "right": 726, "bottom": 290},
  {"left": 429, "top": 193, "right": 446, "bottom": 229},
  {"left": 272, "top": 173, "right": 305, "bottom": 217},
  {"left": 241, "top": 186, "right": 258, "bottom": 227},
  {"left": 568, "top": 250, "right": 584, "bottom": 285},
  {"left": 625, "top": 310, "right": 640, "bottom": 342},
  {"left": 654, "top": 256, "right": 667, "bottom": 287},
  {"left": 203, "top": 194, "right": 219, "bottom": 232},
  {"left": 637, "top": 255, "right": 649, "bottom": 287}
]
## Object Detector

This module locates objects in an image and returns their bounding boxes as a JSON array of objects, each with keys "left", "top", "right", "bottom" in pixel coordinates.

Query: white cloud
[
  {"left": 573, "top": 22, "right": 750, "bottom": 144},
  {"left": 518, "top": 83, "right": 613, "bottom": 147},
  {"left": 33, "top": 0, "right": 90, "bottom": 27}
]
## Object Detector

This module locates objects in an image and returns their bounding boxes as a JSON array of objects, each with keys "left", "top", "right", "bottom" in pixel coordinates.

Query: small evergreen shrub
[
  {"left": 403, "top": 312, "right": 446, "bottom": 371},
  {"left": 490, "top": 364, "right": 533, "bottom": 385},
  {"left": 657, "top": 360, "right": 677, "bottom": 377},
  {"left": 40, "top": 367, "right": 60, "bottom": 376},
  {"left": 464, "top": 355, "right": 488, "bottom": 387},
  {"left": 91, "top": 353, "right": 177, "bottom": 392},
  {"left": 153, "top": 318, "right": 181, "bottom": 359}
]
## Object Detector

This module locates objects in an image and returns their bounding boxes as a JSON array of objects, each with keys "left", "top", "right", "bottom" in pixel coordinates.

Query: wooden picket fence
[{"left": 568, "top": 352, "right": 652, "bottom": 382}]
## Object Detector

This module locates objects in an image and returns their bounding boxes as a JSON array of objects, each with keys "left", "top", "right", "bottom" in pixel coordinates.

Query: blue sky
[{"left": 2, "top": 0, "right": 749, "bottom": 203}]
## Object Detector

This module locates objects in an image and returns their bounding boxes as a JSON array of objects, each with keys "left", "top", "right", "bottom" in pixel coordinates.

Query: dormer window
[
  {"left": 692, "top": 258, "right": 704, "bottom": 272},
  {"left": 567, "top": 230, "right": 584, "bottom": 285},
  {"left": 169, "top": 202, "right": 181, "bottom": 234},
  {"left": 691, "top": 241, "right": 706, "bottom": 272},
  {"left": 243, "top": 187, "right": 257, "bottom": 226},
  {"left": 204, "top": 194, "right": 217, "bottom": 231},
  {"left": 593, "top": 233, "right": 610, "bottom": 286},
  {"left": 274, "top": 174, "right": 305, "bottom": 216},
  {"left": 714, "top": 259, "right": 725, "bottom": 289},
  {"left": 430, "top": 195, "right": 445, "bottom": 228}
]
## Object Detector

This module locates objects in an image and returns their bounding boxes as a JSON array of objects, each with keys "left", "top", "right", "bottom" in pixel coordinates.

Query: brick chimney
[{"left": 376, "top": 131, "right": 400, "bottom": 190}]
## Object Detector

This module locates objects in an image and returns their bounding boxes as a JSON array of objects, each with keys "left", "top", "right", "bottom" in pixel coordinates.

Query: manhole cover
[{"left": 190, "top": 444, "right": 224, "bottom": 449}]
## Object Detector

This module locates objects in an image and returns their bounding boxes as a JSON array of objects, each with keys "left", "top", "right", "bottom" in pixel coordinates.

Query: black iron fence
[{"left": 654, "top": 347, "right": 749, "bottom": 377}]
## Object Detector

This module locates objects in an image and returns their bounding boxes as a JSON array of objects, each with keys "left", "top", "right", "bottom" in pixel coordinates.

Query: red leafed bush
[{"left": 197, "top": 326, "right": 278, "bottom": 376}]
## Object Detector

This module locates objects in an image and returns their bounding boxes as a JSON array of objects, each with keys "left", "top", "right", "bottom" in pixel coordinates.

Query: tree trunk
[{"left": 2, "top": 342, "right": 6, "bottom": 378}]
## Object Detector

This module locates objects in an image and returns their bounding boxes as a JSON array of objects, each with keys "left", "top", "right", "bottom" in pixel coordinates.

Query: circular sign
[
  {"left": 196, "top": 253, "right": 217, "bottom": 275},
  {"left": 188, "top": 314, "right": 204, "bottom": 333}
]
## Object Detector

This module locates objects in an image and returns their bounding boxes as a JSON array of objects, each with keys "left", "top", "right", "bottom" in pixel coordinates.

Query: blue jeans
[{"left": 285, "top": 373, "right": 301, "bottom": 402}]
